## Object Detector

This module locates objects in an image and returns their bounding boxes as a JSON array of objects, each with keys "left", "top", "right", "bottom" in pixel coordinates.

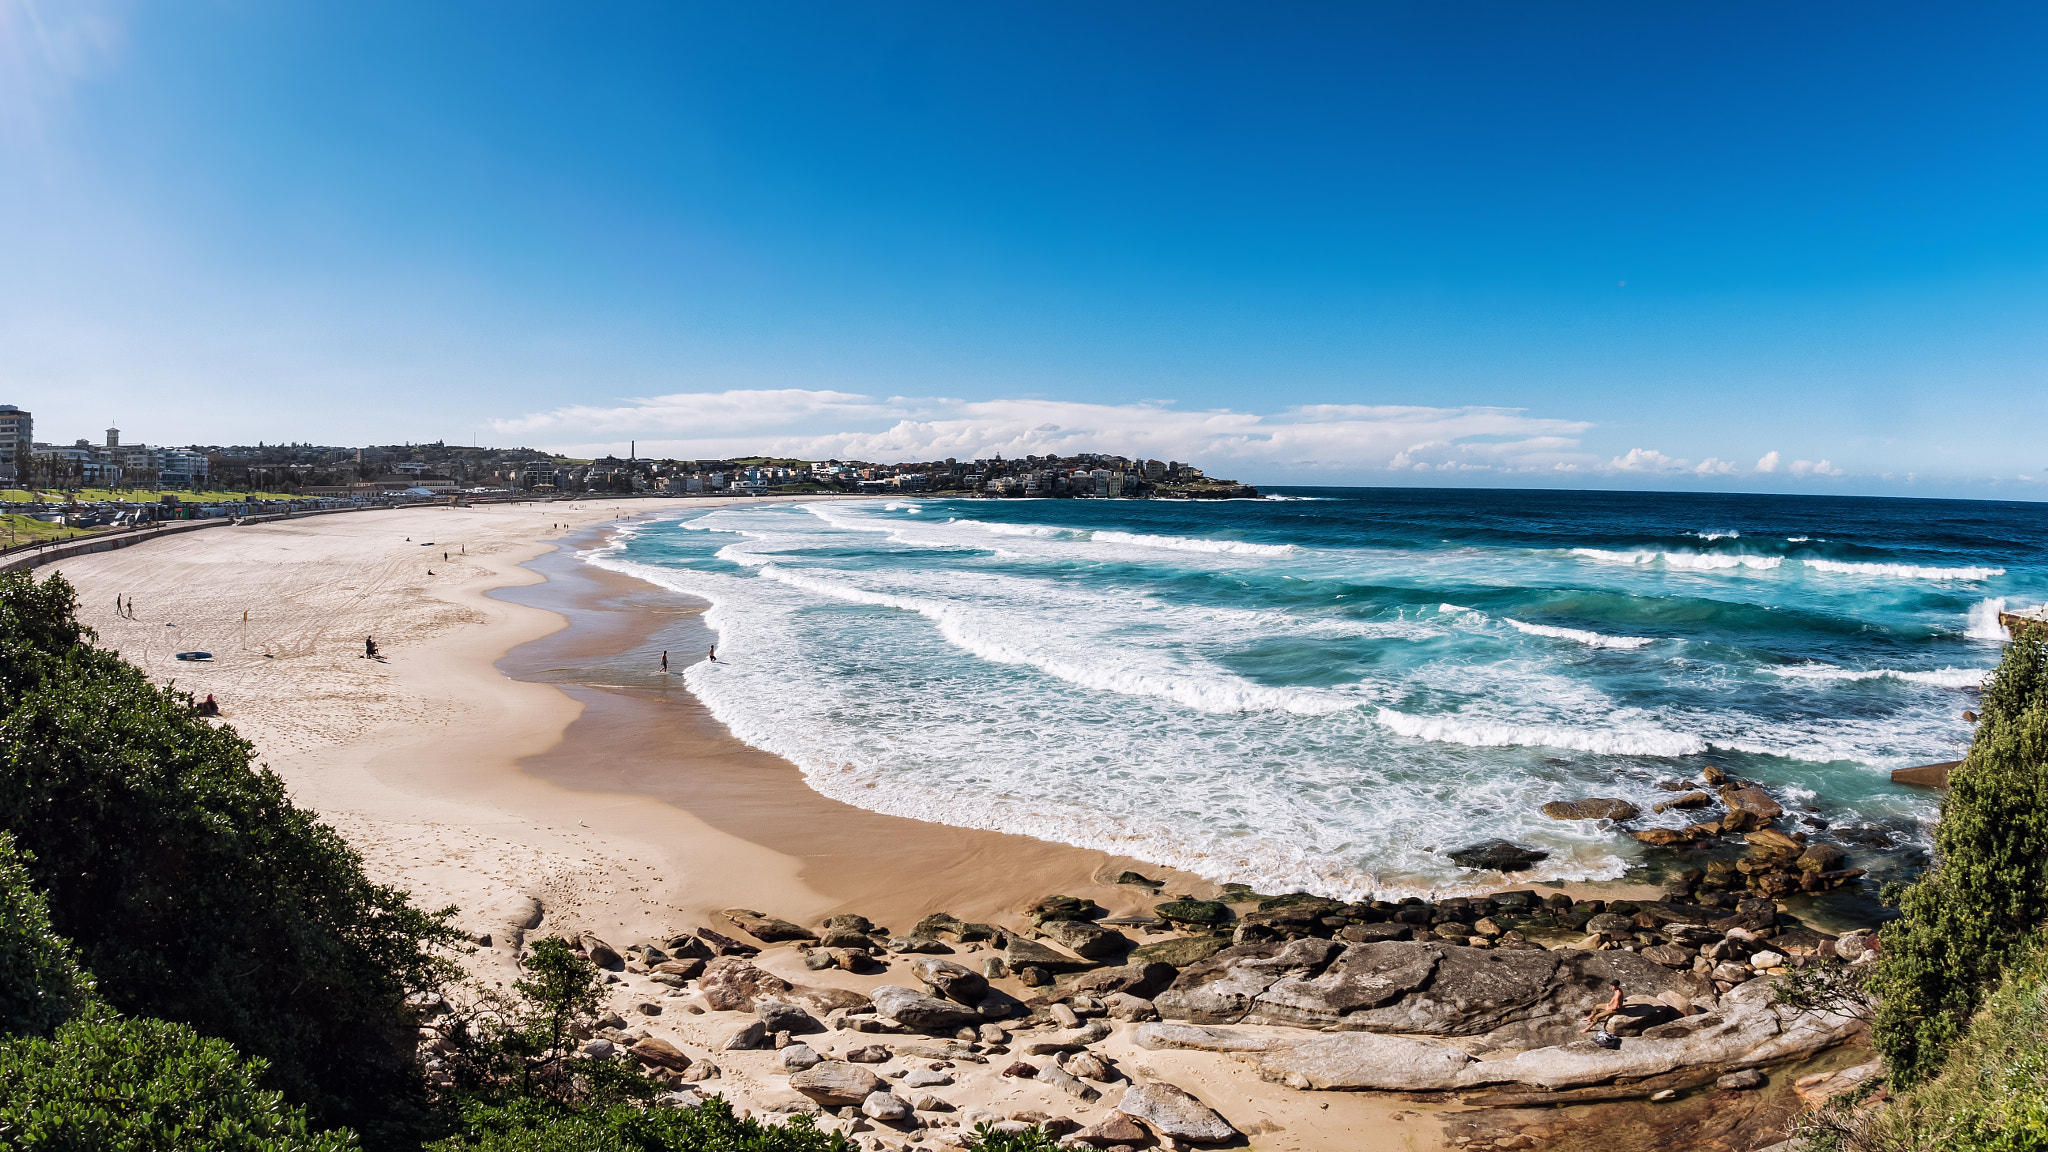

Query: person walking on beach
[
  {"left": 1580, "top": 981, "right": 1624, "bottom": 1033},
  {"left": 365, "top": 635, "right": 379, "bottom": 660},
  {"left": 660, "top": 650, "right": 668, "bottom": 673},
  {"left": 708, "top": 645, "right": 717, "bottom": 662}
]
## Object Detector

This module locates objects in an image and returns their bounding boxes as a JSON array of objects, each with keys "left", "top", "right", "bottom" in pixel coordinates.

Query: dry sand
[{"left": 41, "top": 498, "right": 1659, "bottom": 1150}]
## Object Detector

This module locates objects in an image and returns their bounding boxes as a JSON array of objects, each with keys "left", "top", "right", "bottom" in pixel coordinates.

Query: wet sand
[{"left": 490, "top": 532, "right": 1253, "bottom": 929}]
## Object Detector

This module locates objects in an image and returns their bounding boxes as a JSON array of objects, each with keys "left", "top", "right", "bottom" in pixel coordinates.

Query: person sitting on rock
[{"left": 1580, "top": 981, "right": 1624, "bottom": 1033}]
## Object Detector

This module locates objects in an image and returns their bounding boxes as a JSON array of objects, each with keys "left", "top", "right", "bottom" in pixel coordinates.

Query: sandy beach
[{"left": 42, "top": 496, "right": 1506, "bottom": 1150}]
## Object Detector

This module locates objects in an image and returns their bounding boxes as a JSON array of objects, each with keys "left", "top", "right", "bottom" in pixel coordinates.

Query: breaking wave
[{"left": 1804, "top": 558, "right": 2006, "bottom": 581}]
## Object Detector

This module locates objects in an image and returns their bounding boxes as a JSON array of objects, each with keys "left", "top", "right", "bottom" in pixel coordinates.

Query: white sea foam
[
  {"left": 1968, "top": 598, "right": 2011, "bottom": 641},
  {"left": 1570, "top": 548, "right": 1781, "bottom": 571},
  {"left": 1373, "top": 707, "right": 1708, "bottom": 756},
  {"left": 1503, "top": 618, "right": 1655, "bottom": 650},
  {"left": 567, "top": 500, "right": 1965, "bottom": 897},
  {"left": 1803, "top": 558, "right": 2005, "bottom": 581},
  {"left": 1767, "top": 663, "right": 1990, "bottom": 689},
  {"left": 752, "top": 564, "right": 1368, "bottom": 715},
  {"left": 1696, "top": 531, "right": 1741, "bottom": 541},
  {"left": 1088, "top": 530, "right": 1304, "bottom": 556}
]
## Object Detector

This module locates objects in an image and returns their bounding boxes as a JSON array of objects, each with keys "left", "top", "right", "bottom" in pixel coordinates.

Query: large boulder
[
  {"left": 579, "top": 934, "right": 623, "bottom": 969},
  {"left": 756, "top": 998, "right": 820, "bottom": 1034},
  {"left": 1025, "top": 895, "right": 1103, "bottom": 926},
  {"left": 785, "top": 985, "right": 873, "bottom": 1016},
  {"left": 1154, "top": 899, "right": 1231, "bottom": 925},
  {"left": 910, "top": 956, "right": 990, "bottom": 1004},
  {"left": 1004, "top": 934, "right": 1097, "bottom": 974},
  {"left": 698, "top": 958, "right": 792, "bottom": 1012},
  {"left": 1446, "top": 840, "right": 1549, "bottom": 870},
  {"left": 629, "top": 1037, "right": 692, "bottom": 1072},
  {"left": 1129, "top": 935, "right": 1231, "bottom": 967},
  {"left": 1039, "top": 918, "right": 1129, "bottom": 960},
  {"left": 1797, "top": 843, "right": 1847, "bottom": 873},
  {"left": 721, "top": 908, "right": 817, "bottom": 943},
  {"left": 1117, "top": 1082, "right": 1237, "bottom": 1143},
  {"left": 1154, "top": 939, "right": 1344, "bottom": 1025},
  {"left": 1155, "top": 937, "right": 1702, "bottom": 1042},
  {"left": 871, "top": 984, "right": 984, "bottom": 1034},
  {"left": 1541, "top": 799, "right": 1641, "bottom": 821},
  {"left": 1721, "top": 787, "right": 1784, "bottom": 821},
  {"left": 1058, "top": 960, "right": 1179, "bottom": 1000},
  {"left": 789, "top": 1061, "right": 887, "bottom": 1108}
]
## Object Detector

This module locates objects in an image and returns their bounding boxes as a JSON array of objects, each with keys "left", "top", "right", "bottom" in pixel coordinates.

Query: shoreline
[
  {"left": 31, "top": 498, "right": 1872, "bottom": 1150},
  {"left": 489, "top": 527, "right": 1319, "bottom": 929}
]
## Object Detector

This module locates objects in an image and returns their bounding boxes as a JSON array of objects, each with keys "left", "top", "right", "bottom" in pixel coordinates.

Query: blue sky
[{"left": 2, "top": 1, "right": 2045, "bottom": 496}]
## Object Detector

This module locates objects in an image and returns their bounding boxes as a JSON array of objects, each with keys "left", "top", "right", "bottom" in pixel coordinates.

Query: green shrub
[
  {"left": 0, "top": 1012, "right": 358, "bottom": 1151},
  {"left": 1872, "top": 634, "right": 2048, "bottom": 1084},
  {"left": 1813, "top": 937, "right": 2048, "bottom": 1151},
  {"left": 432, "top": 937, "right": 657, "bottom": 1110},
  {"left": 0, "top": 571, "right": 463, "bottom": 1141},
  {"left": 0, "top": 830, "right": 93, "bottom": 1037}
]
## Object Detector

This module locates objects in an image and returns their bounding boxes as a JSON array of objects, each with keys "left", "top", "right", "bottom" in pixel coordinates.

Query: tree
[
  {"left": 432, "top": 937, "right": 656, "bottom": 1111},
  {"left": 1872, "top": 633, "right": 2048, "bottom": 1083}
]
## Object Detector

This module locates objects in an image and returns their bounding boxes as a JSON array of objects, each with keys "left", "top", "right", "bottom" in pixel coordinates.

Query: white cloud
[
  {"left": 1693, "top": 457, "right": 1738, "bottom": 475},
  {"left": 1789, "top": 458, "right": 1843, "bottom": 477},
  {"left": 1755, "top": 451, "right": 1781, "bottom": 473},
  {"left": 490, "top": 390, "right": 1601, "bottom": 475},
  {"left": 1608, "top": 447, "right": 1691, "bottom": 473}
]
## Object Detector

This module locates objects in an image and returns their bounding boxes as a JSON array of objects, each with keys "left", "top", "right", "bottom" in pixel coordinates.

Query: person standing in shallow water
[
  {"left": 660, "top": 650, "right": 668, "bottom": 673},
  {"left": 708, "top": 645, "right": 717, "bottom": 661}
]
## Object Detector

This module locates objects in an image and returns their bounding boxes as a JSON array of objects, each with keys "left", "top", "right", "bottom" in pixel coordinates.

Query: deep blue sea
[{"left": 586, "top": 488, "right": 2048, "bottom": 899}]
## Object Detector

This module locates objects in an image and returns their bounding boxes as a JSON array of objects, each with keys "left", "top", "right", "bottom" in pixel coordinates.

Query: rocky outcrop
[
  {"left": 1037, "top": 918, "right": 1129, "bottom": 960},
  {"left": 871, "top": 984, "right": 984, "bottom": 1034},
  {"left": 910, "top": 956, "right": 989, "bottom": 1004},
  {"left": 1003, "top": 934, "right": 1096, "bottom": 974},
  {"left": 721, "top": 908, "right": 817, "bottom": 943},
  {"left": 1541, "top": 799, "right": 1641, "bottom": 821},
  {"left": 1116, "top": 1082, "right": 1238, "bottom": 1143},
  {"left": 1155, "top": 898, "right": 1231, "bottom": 925},
  {"left": 1135, "top": 994, "right": 1865, "bottom": 1096},
  {"left": 789, "top": 1061, "right": 886, "bottom": 1107},
  {"left": 1057, "top": 960, "right": 1178, "bottom": 1000},
  {"left": 1129, "top": 935, "right": 1230, "bottom": 967},
  {"left": 698, "top": 958, "right": 792, "bottom": 1012},
  {"left": 1446, "top": 840, "right": 1549, "bottom": 870},
  {"left": 1155, "top": 938, "right": 1708, "bottom": 1043}
]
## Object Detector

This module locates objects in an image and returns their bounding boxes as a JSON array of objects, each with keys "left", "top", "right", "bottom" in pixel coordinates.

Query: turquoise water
[{"left": 586, "top": 488, "right": 2048, "bottom": 899}]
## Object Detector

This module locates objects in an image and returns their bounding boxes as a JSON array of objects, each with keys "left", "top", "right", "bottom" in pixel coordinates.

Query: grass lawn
[
  {"left": 1, "top": 513, "right": 95, "bottom": 546},
  {"left": 3, "top": 488, "right": 298, "bottom": 503}
]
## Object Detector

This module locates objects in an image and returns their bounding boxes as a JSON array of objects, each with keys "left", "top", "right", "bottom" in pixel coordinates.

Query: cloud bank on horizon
[{"left": 491, "top": 390, "right": 1855, "bottom": 484}]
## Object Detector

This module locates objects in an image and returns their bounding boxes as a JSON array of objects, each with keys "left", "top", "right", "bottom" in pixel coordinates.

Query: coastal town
[{"left": 0, "top": 403, "right": 1254, "bottom": 539}]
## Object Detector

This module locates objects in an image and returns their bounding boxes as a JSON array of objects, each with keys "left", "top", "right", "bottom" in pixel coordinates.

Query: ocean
[{"left": 584, "top": 487, "right": 2048, "bottom": 901}]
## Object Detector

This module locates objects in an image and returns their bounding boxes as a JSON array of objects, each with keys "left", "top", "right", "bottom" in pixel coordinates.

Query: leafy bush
[
  {"left": 431, "top": 937, "right": 657, "bottom": 1110},
  {"left": 1808, "top": 937, "right": 2048, "bottom": 1152},
  {"left": 0, "top": 1012, "right": 358, "bottom": 1151},
  {"left": 0, "top": 830, "right": 93, "bottom": 1037},
  {"left": 0, "top": 570, "right": 463, "bottom": 1141},
  {"left": 1873, "top": 634, "right": 2048, "bottom": 1084}
]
